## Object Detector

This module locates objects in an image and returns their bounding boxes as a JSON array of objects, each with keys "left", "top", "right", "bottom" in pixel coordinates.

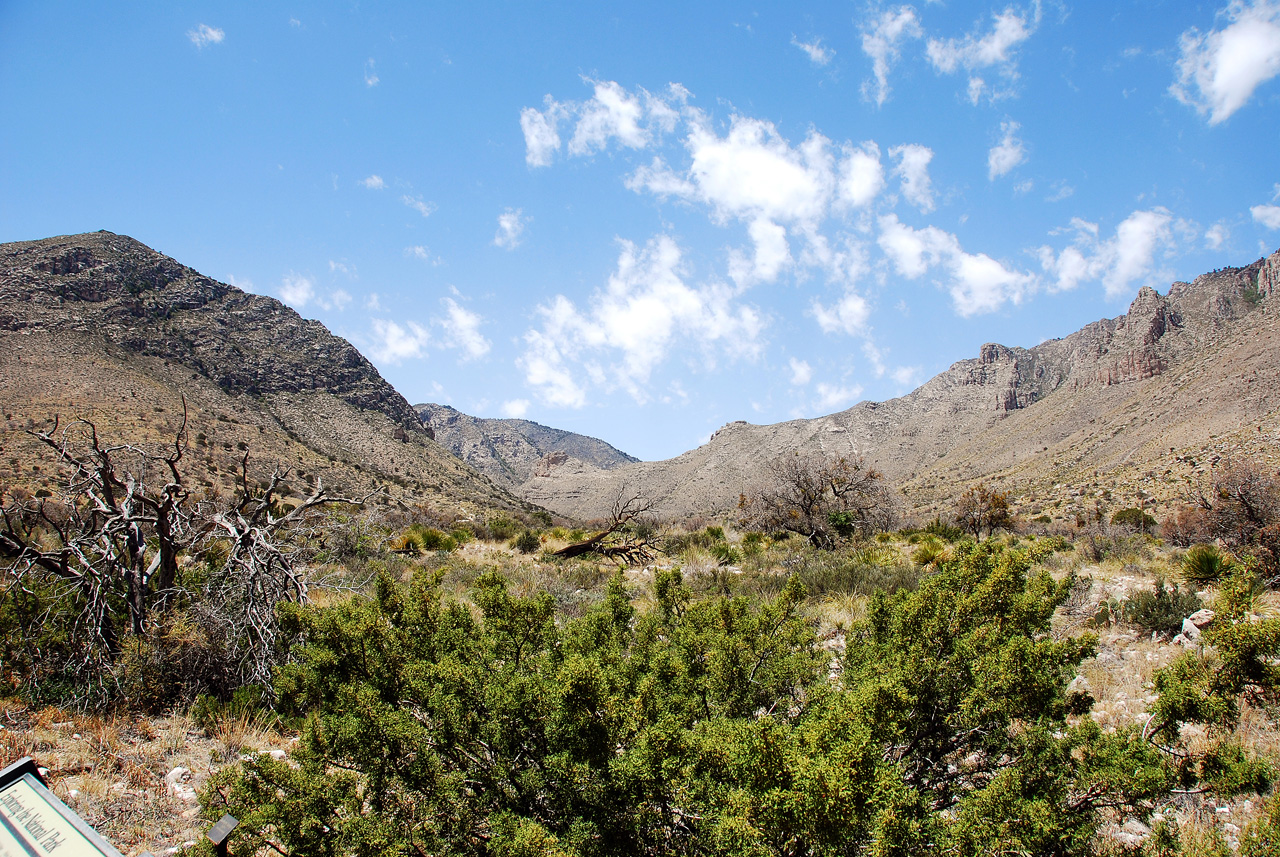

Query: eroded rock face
[
  {"left": 518, "top": 248, "right": 1280, "bottom": 521},
  {"left": 0, "top": 232, "right": 424, "bottom": 434},
  {"left": 417, "top": 403, "right": 637, "bottom": 488}
]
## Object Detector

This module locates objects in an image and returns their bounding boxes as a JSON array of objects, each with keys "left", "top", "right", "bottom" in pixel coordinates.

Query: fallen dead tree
[{"left": 552, "top": 489, "right": 658, "bottom": 565}]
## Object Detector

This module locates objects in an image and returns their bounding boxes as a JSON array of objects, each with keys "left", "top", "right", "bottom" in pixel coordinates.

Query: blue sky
[{"left": 3, "top": 2, "right": 1280, "bottom": 461}]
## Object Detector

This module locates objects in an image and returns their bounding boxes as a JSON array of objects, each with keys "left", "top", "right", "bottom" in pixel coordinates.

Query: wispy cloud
[
  {"left": 361, "top": 175, "right": 385, "bottom": 190},
  {"left": 501, "top": 399, "right": 531, "bottom": 418},
  {"left": 860, "top": 6, "right": 923, "bottom": 106},
  {"left": 987, "top": 120, "right": 1027, "bottom": 179},
  {"left": 789, "top": 358, "right": 813, "bottom": 386},
  {"left": 1172, "top": 0, "right": 1280, "bottom": 124},
  {"left": 1037, "top": 208, "right": 1190, "bottom": 298},
  {"left": 926, "top": 6, "right": 1037, "bottom": 103},
  {"left": 890, "top": 144, "right": 936, "bottom": 213},
  {"left": 402, "top": 195, "right": 435, "bottom": 217},
  {"left": 188, "top": 24, "right": 224, "bottom": 48},
  {"left": 364, "top": 58, "right": 379, "bottom": 87},
  {"left": 494, "top": 208, "right": 528, "bottom": 249},
  {"left": 792, "top": 35, "right": 834, "bottom": 66}
]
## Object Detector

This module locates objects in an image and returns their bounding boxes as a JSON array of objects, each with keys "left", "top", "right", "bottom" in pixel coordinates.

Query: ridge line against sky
[{"left": 2, "top": 1, "right": 1279, "bottom": 460}]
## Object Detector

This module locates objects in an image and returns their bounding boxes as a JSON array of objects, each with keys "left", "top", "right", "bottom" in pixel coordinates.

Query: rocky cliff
[
  {"left": 517, "top": 250, "right": 1280, "bottom": 523},
  {"left": 0, "top": 232, "right": 532, "bottom": 514},
  {"left": 416, "top": 403, "right": 637, "bottom": 489}
]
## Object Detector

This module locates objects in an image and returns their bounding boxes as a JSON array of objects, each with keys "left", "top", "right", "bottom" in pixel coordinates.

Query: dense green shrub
[
  {"left": 708, "top": 542, "right": 740, "bottom": 565},
  {"left": 1122, "top": 578, "right": 1202, "bottom": 638},
  {"left": 923, "top": 515, "right": 964, "bottom": 542},
  {"left": 511, "top": 529, "right": 541, "bottom": 554},
  {"left": 1112, "top": 507, "right": 1158, "bottom": 531},
  {"left": 488, "top": 514, "right": 522, "bottom": 541}
]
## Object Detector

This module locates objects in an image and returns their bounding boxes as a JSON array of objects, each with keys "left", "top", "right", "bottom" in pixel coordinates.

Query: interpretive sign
[{"left": 0, "top": 758, "right": 126, "bottom": 857}]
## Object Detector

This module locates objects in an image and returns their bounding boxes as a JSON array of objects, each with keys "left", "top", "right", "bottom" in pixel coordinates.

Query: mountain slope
[
  {"left": 416, "top": 403, "right": 637, "bottom": 489},
  {"left": 518, "top": 249, "right": 1280, "bottom": 523},
  {"left": 0, "top": 232, "right": 534, "bottom": 514}
]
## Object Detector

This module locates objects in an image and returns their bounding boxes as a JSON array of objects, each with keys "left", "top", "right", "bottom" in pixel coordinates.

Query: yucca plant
[{"left": 1182, "top": 543, "right": 1232, "bottom": 585}]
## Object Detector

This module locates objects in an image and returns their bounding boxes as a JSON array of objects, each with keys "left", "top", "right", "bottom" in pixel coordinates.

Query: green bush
[
  {"left": 511, "top": 529, "right": 541, "bottom": 554},
  {"left": 1183, "top": 543, "right": 1232, "bottom": 584},
  {"left": 704, "top": 525, "right": 725, "bottom": 541},
  {"left": 1112, "top": 507, "right": 1158, "bottom": 531},
  {"left": 923, "top": 515, "right": 964, "bottom": 542},
  {"left": 1122, "top": 578, "right": 1202, "bottom": 638},
  {"left": 488, "top": 514, "right": 522, "bottom": 541},
  {"left": 709, "top": 542, "right": 740, "bottom": 565}
]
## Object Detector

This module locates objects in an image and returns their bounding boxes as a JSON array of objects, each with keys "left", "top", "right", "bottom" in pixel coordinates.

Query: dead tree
[
  {"left": 739, "top": 452, "right": 896, "bottom": 549},
  {"left": 552, "top": 488, "right": 658, "bottom": 566},
  {"left": 203, "top": 454, "right": 375, "bottom": 687},
  {"left": 0, "top": 412, "right": 195, "bottom": 666}
]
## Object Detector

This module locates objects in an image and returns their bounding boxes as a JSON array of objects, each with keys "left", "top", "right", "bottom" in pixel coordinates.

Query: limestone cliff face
[
  {"left": 0, "top": 232, "right": 424, "bottom": 433},
  {"left": 0, "top": 232, "right": 530, "bottom": 513},
  {"left": 519, "top": 249, "right": 1280, "bottom": 521}
]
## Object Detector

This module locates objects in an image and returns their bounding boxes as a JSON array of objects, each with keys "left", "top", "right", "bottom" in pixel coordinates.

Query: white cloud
[
  {"left": 226, "top": 274, "right": 255, "bottom": 294},
  {"left": 520, "top": 101, "right": 565, "bottom": 167},
  {"left": 405, "top": 245, "right": 440, "bottom": 265},
  {"left": 812, "top": 290, "right": 871, "bottom": 336},
  {"left": 361, "top": 175, "right": 385, "bottom": 190},
  {"left": 437, "top": 298, "right": 490, "bottom": 360},
  {"left": 569, "top": 80, "right": 650, "bottom": 156},
  {"left": 1206, "top": 222, "right": 1230, "bottom": 248},
  {"left": 370, "top": 319, "right": 431, "bottom": 364},
  {"left": 1013, "top": 179, "right": 1034, "bottom": 194},
  {"left": 364, "top": 59, "right": 379, "bottom": 87},
  {"left": 493, "top": 208, "right": 528, "bottom": 249},
  {"left": 402, "top": 195, "right": 435, "bottom": 217},
  {"left": 1037, "top": 208, "right": 1180, "bottom": 298},
  {"left": 890, "top": 144, "right": 936, "bottom": 213},
  {"left": 188, "top": 24, "right": 224, "bottom": 48},
  {"left": 501, "top": 399, "right": 531, "bottom": 418},
  {"left": 861, "top": 7, "right": 923, "bottom": 107},
  {"left": 519, "top": 235, "right": 764, "bottom": 405},
  {"left": 279, "top": 273, "right": 316, "bottom": 308},
  {"left": 815, "top": 382, "right": 863, "bottom": 411},
  {"left": 1252, "top": 204, "right": 1280, "bottom": 229},
  {"left": 879, "top": 214, "right": 1035, "bottom": 315},
  {"left": 626, "top": 157, "right": 697, "bottom": 198},
  {"left": 365, "top": 293, "right": 382, "bottom": 311},
  {"left": 789, "top": 358, "right": 813, "bottom": 386},
  {"left": 728, "top": 217, "right": 792, "bottom": 287},
  {"left": 836, "top": 142, "right": 885, "bottom": 209},
  {"left": 891, "top": 365, "right": 923, "bottom": 387},
  {"left": 331, "top": 289, "right": 352, "bottom": 311},
  {"left": 1172, "top": 0, "right": 1280, "bottom": 124},
  {"left": 328, "top": 260, "right": 354, "bottom": 276},
  {"left": 987, "top": 120, "right": 1027, "bottom": 179},
  {"left": 792, "top": 35, "right": 834, "bottom": 66},
  {"left": 926, "top": 7, "right": 1036, "bottom": 101}
]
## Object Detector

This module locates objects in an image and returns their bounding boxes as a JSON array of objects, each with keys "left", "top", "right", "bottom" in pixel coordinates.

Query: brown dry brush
[{"left": 0, "top": 407, "right": 371, "bottom": 707}]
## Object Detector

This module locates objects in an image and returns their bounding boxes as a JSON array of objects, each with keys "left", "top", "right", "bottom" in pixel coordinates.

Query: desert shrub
[
  {"left": 783, "top": 547, "right": 921, "bottom": 598},
  {"left": 923, "top": 516, "right": 964, "bottom": 542},
  {"left": 740, "top": 531, "right": 767, "bottom": 556},
  {"left": 1112, "top": 507, "right": 1158, "bottom": 531},
  {"left": 1182, "top": 544, "right": 1232, "bottom": 585},
  {"left": 511, "top": 529, "right": 541, "bottom": 554},
  {"left": 192, "top": 684, "right": 276, "bottom": 732},
  {"left": 911, "top": 538, "right": 949, "bottom": 567},
  {"left": 449, "top": 526, "right": 474, "bottom": 546},
  {"left": 488, "top": 514, "right": 522, "bottom": 541},
  {"left": 709, "top": 542, "right": 740, "bottom": 566},
  {"left": 1122, "top": 579, "right": 1202, "bottom": 638},
  {"left": 1163, "top": 504, "right": 1213, "bottom": 547},
  {"left": 392, "top": 525, "right": 457, "bottom": 554},
  {"left": 705, "top": 525, "right": 725, "bottom": 541}
]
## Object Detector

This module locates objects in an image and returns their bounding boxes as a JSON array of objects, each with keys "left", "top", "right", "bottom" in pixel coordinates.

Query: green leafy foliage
[
  {"left": 1182, "top": 544, "right": 1233, "bottom": 585},
  {"left": 1112, "top": 507, "right": 1159, "bottom": 531},
  {"left": 204, "top": 542, "right": 1202, "bottom": 856},
  {"left": 511, "top": 529, "right": 541, "bottom": 554},
  {"left": 1122, "top": 578, "right": 1202, "bottom": 638}
]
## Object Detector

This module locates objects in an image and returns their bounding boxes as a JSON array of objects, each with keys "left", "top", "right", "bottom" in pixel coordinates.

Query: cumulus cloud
[
  {"left": 278, "top": 273, "right": 316, "bottom": 308},
  {"left": 861, "top": 6, "right": 923, "bottom": 106},
  {"left": 1206, "top": 222, "right": 1230, "bottom": 248},
  {"left": 878, "top": 214, "right": 1035, "bottom": 315},
  {"left": 926, "top": 7, "right": 1036, "bottom": 102},
  {"left": 1253, "top": 204, "right": 1280, "bottom": 229},
  {"left": 501, "top": 399, "right": 531, "bottom": 418},
  {"left": 890, "top": 144, "right": 936, "bottom": 213},
  {"left": 188, "top": 24, "right": 224, "bottom": 48},
  {"left": 363, "top": 59, "right": 379, "bottom": 87},
  {"left": 402, "top": 195, "right": 435, "bottom": 217},
  {"left": 1172, "top": 0, "right": 1280, "bottom": 124},
  {"left": 812, "top": 290, "right": 871, "bottom": 336},
  {"left": 518, "top": 235, "right": 764, "bottom": 405},
  {"left": 789, "top": 358, "right": 813, "bottom": 386},
  {"left": 892, "top": 365, "right": 923, "bottom": 387},
  {"left": 437, "top": 298, "right": 490, "bottom": 360},
  {"left": 815, "top": 382, "right": 863, "bottom": 412},
  {"left": 494, "top": 207, "right": 528, "bottom": 249},
  {"left": 792, "top": 35, "right": 834, "bottom": 66},
  {"left": 370, "top": 319, "right": 431, "bottom": 363},
  {"left": 520, "top": 98, "right": 568, "bottom": 167},
  {"left": 1036, "top": 208, "right": 1183, "bottom": 298},
  {"left": 569, "top": 80, "right": 651, "bottom": 156},
  {"left": 361, "top": 175, "right": 386, "bottom": 190},
  {"left": 836, "top": 142, "right": 885, "bottom": 209},
  {"left": 987, "top": 120, "right": 1027, "bottom": 179}
]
